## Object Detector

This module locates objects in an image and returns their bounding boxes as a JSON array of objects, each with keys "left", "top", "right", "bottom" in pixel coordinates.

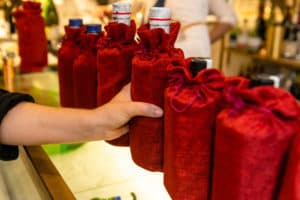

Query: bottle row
[
  {"left": 58, "top": 2, "right": 173, "bottom": 110},
  {"left": 58, "top": 2, "right": 300, "bottom": 200},
  {"left": 9, "top": 2, "right": 300, "bottom": 199}
]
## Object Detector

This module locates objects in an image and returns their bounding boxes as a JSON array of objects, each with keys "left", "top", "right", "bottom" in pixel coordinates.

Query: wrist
[{"left": 82, "top": 108, "right": 108, "bottom": 141}]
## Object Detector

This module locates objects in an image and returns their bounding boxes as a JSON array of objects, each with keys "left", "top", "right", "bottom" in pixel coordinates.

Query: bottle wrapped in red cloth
[
  {"left": 163, "top": 61, "right": 224, "bottom": 200},
  {"left": 97, "top": 21, "right": 136, "bottom": 105},
  {"left": 73, "top": 25, "right": 103, "bottom": 108},
  {"left": 96, "top": 21, "right": 137, "bottom": 146},
  {"left": 58, "top": 19, "right": 84, "bottom": 108},
  {"left": 130, "top": 22, "right": 184, "bottom": 171},
  {"left": 13, "top": 1, "right": 48, "bottom": 73},
  {"left": 278, "top": 133, "right": 300, "bottom": 200},
  {"left": 212, "top": 79, "right": 300, "bottom": 200}
]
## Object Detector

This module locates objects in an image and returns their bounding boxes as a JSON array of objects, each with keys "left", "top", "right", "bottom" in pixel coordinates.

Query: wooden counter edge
[{"left": 24, "top": 146, "right": 76, "bottom": 200}]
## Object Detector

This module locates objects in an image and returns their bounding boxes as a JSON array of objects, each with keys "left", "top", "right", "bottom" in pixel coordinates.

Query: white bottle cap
[
  {"left": 204, "top": 58, "right": 213, "bottom": 69},
  {"left": 269, "top": 75, "right": 280, "bottom": 88},
  {"left": 149, "top": 7, "right": 171, "bottom": 33},
  {"left": 112, "top": 2, "right": 131, "bottom": 26}
]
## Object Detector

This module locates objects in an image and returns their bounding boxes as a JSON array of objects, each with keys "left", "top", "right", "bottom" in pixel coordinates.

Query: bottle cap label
[
  {"left": 85, "top": 24, "right": 102, "bottom": 34},
  {"left": 112, "top": 2, "right": 131, "bottom": 25},
  {"left": 149, "top": 7, "right": 171, "bottom": 33},
  {"left": 69, "top": 19, "right": 83, "bottom": 27},
  {"left": 149, "top": 7, "right": 171, "bottom": 19}
]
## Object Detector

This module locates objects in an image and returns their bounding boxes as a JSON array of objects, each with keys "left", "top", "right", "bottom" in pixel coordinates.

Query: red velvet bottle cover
[
  {"left": 130, "top": 22, "right": 184, "bottom": 171},
  {"left": 13, "top": 1, "right": 48, "bottom": 73},
  {"left": 96, "top": 20, "right": 137, "bottom": 146},
  {"left": 58, "top": 25, "right": 85, "bottom": 108},
  {"left": 163, "top": 61, "right": 224, "bottom": 200},
  {"left": 278, "top": 133, "right": 300, "bottom": 200},
  {"left": 73, "top": 31, "right": 103, "bottom": 109},
  {"left": 212, "top": 79, "right": 300, "bottom": 200}
]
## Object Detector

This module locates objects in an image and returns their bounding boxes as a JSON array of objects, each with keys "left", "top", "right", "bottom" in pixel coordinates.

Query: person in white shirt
[
  {"left": 107, "top": 0, "right": 237, "bottom": 57},
  {"left": 165, "top": 0, "right": 237, "bottom": 57},
  {"left": 54, "top": 0, "right": 106, "bottom": 34}
]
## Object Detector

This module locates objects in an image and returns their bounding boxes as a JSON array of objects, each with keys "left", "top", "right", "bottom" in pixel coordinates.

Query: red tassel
[
  {"left": 73, "top": 32, "right": 103, "bottom": 109},
  {"left": 164, "top": 62, "right": 224, "bottom": 200},
  {"left": 130, "top": 22, "right": 184, "bottom": 171},
  {"left": 13, "top": 1, "right": 48, "bottom": 73},
  {"left": 97, "top": 20, "right": 137, "bottom": 146},
  {"left": 212, "top": 80, "right": 300, "bottom": 200},
  {"left": 58, "top": 25, "right": 85, "bottom": 107}
]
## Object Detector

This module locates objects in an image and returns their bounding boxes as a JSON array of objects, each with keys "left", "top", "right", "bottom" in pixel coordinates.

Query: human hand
[{"left": 91, "top": 84, "right": 163, "bottom": 141}]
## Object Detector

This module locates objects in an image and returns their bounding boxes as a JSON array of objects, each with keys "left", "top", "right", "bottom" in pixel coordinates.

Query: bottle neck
[
  {"left": 43, "top": 0, "right": 59, "bottom": 26},
  {"left": 112, "top": 12, "right": 131, "bottom": 26},
  {"left": 86, "top": 32, "right": 99, "bottom": 35},
  {"left": 114, "top": 18, "right": 131, "bottom": 26},
  {"left": 283, "top": 5, "right": 294, "bottom": 25},
  {"left": 69, "top": 25, "right": 81, "bottom": 29},
  {"left": 258, "top": 3, "right": 265, "bottom": 18},
  {"left": 149, "top": 18, "right": 170, "bottom": 33}
]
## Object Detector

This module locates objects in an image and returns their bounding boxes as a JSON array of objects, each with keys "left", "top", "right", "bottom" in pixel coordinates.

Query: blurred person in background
[
  {"left": 53, "top": 0, "right": 108, "bottom": 34},
  {"left": 103, "top": 0, "right": 237, "bottom": 57},
  {"left": 164, "top": 0, "right": 237, "bottom": 57}
]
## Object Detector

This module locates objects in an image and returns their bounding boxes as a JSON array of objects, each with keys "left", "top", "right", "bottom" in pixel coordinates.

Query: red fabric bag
[
  {"left": 58, "top": 25, "right": 85, "bottom": 108},
  {"left": 97, "top": 20, "right": 136, "bottom": 105},
  {"left": 212, "top": 79, "right": 300, "bottom": 200},
  {"left": 278, "top": 133, "right": 300, "bottom": 200},
  {"left": 13, "top": 1, "right": 48, "bottom": 73},
  {"left": 73, "top": 31, "right": 103, "bottom": 109},
  {"left": 96, "top": 21, "right": 137, "bottom": 146},
  {"left": 163, "top": 61, "right": 224, "bottom": 200},
  {"left": 130, "top": 22, "right": 184, "bottom": 171}
]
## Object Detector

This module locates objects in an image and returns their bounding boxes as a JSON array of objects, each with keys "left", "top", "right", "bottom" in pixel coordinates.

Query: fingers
[
  {"left": 105, "top": 125, "right": 129, "bottom": 141},
  {"left": 103, "top": 102, "right": 163, "bottom": 141},
  {"left": 125, "top": 102, "right": 163, "bottom": 118},
  {"left": 111, "top": 83, "right": 132, "bottom": 102},
  {"left": 122, "top": 83, "right": 131, "bottom": 93}
]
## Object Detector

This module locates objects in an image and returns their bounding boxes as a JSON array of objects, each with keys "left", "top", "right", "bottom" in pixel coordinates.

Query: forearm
[
  {"left": 0, "top": 84, "right": 163, "bottom": 146},
  {"left": 0, "top": 102, "right": 102, "bottom": 145},
  {"left": 209, "top": 22, "right": 232, "bottom": 43}
]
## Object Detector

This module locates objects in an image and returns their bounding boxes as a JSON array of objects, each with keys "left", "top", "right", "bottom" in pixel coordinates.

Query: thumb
[{"left": 125, "top": 102, "right": 163, "bottom": 118}]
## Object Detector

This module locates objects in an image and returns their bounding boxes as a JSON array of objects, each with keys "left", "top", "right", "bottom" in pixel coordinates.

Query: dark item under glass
[
  {"left": 0, "top": 145, "right": 18, "bottom": 161},
  {"left": 189, "top": 57, "right": 208, "bottom": 77},
  {"left": 255, "top": 2, "right": 266, "bottom": 40},
  {"left": 290, "top": 81, "right": 300, "bottom": 100},
  {"left": 249, "top": 78, "right": 274, "bottom": 88}
]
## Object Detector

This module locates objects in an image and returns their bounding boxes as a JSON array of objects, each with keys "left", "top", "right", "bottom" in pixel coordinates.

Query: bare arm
[
  {"left": 209, "top": 22, "right": 233, "bottom": 43},
  {"left": 0, "top": 84, "right": 162, "bottom": 145},
  {"left": 208, "top": 0, "right": 237, "bottom": 43}
]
